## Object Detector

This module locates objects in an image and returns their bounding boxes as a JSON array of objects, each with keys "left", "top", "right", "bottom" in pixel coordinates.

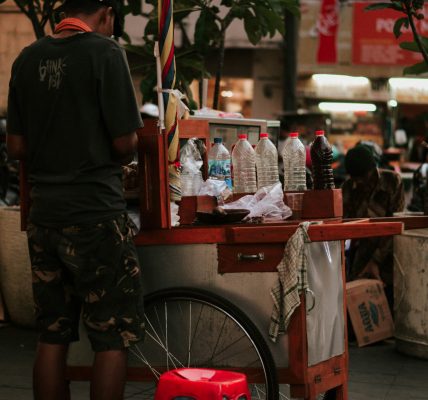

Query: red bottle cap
[
  {"left": 289, "top": 132, "right": 299, "bottom": 138},
  {"left": 260, "top": 133, "right": 269, "bottom": 138},
  {"left": 238, "top": 134, "right": 247, "bottom": 139},
  {"left": 315, "top": 130, "right": 325, "bottom": 136}
]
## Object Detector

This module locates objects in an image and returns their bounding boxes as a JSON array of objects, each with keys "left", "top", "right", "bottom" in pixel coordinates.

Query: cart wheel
[{"left": 127, "top": 287, "right": 279, "bottom": 400}]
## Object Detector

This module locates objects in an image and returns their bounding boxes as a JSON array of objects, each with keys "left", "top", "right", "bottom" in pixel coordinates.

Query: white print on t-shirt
[{"left": 39, "top": 57, "right": 67, "bottom": 90}]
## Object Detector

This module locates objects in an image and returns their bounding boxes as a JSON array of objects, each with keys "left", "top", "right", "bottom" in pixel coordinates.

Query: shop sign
[
  {"left": 352, "top": 2, "right": 428, "bottom": 65},
  {"left": 316, "top": 0, "right": 339, "bottom": 63}
]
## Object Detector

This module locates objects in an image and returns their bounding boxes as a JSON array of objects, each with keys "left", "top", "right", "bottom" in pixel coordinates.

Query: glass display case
[{"left": 190, "top": 116, "right": 280, "bottom": 151}]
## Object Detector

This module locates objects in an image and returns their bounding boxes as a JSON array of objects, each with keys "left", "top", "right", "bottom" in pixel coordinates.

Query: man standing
[
  {"left": 6, "top": 1, "right": 144, "bottom": 399},
  {"left": 342, "top": 144, "right": 405, "bottom": 308}
]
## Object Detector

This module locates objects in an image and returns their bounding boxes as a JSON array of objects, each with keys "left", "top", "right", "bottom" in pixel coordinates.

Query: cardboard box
[{"left": 346, "top": 279, "right": 394, "bottom": 347}]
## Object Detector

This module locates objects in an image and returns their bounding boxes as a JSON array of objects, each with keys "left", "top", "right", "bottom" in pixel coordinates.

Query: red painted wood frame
[{"left": 137, "top": 118, "right": 210, "bottom": 230}]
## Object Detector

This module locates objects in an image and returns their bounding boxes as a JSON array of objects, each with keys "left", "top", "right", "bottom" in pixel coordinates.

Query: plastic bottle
[
  {"left": 231, "top": 134, "right": 257, "bottom": 193},
  {"left": 282, "top": 132, "right": 307, "bottom": 191},
  {"left": 208, "top": 138, "right": 232, "bottom": 189},
  {"left": 180, "top": 171, "right": 203, "bottom": 196},
  {"left": 180, "top": 139, "right": 203, "bottom": 196},
  {"left": 310, "top": 130, "right": 335, "bottom": 190},
  {"left": 255, "top": 133, "right": 279, "bottom": 190}
]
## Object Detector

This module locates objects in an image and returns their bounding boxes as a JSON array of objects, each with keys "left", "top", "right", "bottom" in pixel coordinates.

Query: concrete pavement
[{"left": 0, "top": 324, "right": 427, "bottom": 400}]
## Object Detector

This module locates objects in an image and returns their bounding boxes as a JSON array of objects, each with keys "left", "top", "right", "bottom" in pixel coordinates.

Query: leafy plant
[
  {"left": 0, "top": 0, "right": 61, "bottom": 38},
  {"left": 129, "top": 0, "right": 300, "bottom": 109},
  {"left": 366, "top": 0, "right": 428, "bottom": 75}
]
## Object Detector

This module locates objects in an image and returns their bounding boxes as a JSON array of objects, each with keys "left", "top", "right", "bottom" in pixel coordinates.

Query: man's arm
[
  {"left": 6, "top": 133, "right": 26, "bottom": 160},
  {"left": 112, "top": 131, "right": 138, "bottom": 166}
]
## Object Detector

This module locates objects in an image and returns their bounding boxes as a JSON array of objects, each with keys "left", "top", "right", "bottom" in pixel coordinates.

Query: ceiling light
[
  {"left": 318, "top": 102, "right": 377, "bottom": 112},
  {"left": 388, "top": 99, "right": 398, "bottom": 107},
  {"left": 221, "top": 90, "right": 233, "bottom": 98},
  {"left": 312, "top": 74, "right": 370, "bottom": 86},
  {"left": 389, "top": 78, "right": 428, "bottom": 90}
]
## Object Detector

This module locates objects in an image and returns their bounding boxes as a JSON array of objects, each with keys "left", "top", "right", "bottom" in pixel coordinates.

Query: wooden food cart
[{"left": 42, "top": 119, "right": 422, "bottom": 399}]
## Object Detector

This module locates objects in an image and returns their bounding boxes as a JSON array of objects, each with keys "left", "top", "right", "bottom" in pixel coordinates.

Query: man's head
[
  {"left": 57, "top": 0, "right": 123, "bottom": 37},
  {"left": 345, "top": 145, "right": 377, "bottom": 181}
]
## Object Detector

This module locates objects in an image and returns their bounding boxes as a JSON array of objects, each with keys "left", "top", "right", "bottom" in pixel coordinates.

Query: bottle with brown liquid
[{"left": 310, "top": 130, "right": 335, "bottom": 190}]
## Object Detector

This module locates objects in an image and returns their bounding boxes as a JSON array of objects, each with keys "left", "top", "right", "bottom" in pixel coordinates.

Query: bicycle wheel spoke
[
  {"left": 188, "top": 301, "right": 204, "bottom": 357},
  {"left": 129, "top": 346, "right": 161, "bottom": 379},
  {"left": 207, "top": 314, "right": 228, "bottom": 364},
  {"left": 187, "top": 300, "right": 192, "bottom": 367},
  {"left": 130, "top": 290, "right": 279, "bottom": 400},
  {"left": 206, "top": 331, "right": 248, "bottom": 362}
]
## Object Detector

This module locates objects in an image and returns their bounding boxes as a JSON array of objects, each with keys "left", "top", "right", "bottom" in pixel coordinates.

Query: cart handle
[{"left": 237, "top": 252, "right": 265, "bottom": 261}]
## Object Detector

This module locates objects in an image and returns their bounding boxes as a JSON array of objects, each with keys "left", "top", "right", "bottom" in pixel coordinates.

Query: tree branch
[
  {"left": 14, "top": 0, "right": 30, "bottom": 17},
  {"left": 404, "top": 2, "right": 428, "bottom": 66}
]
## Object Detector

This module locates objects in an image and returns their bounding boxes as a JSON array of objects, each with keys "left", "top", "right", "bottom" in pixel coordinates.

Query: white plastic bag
[{"left": 223, "top": 182, "right": 292, "bottom": 222}]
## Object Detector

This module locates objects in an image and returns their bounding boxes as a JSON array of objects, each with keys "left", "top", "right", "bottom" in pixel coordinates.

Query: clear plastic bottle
[
  {"left": 180, "top": 138, "right": 203, "bottom": 196},
  {"left": 282, "top": 132, "right": 307, "bottom": 191},
  {"left": 310, "top": 130, "right": 335, "bottom": 190},
  {"left": 208, "top": 138, "right": 232, "bottom": 189},
  {"left": 231, "top": 134, "right": 257, "bottom": 193},
  {"left": 180, "top": 171, "right": 203, "bottom": 196},
  {"left": 255, "top": 133, "right": 279, "bottom": 189}
]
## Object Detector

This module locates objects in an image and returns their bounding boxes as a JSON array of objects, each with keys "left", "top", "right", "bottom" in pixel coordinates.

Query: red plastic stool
[{"left": 154, "top": 368, "right": 251, "bottom": 400}]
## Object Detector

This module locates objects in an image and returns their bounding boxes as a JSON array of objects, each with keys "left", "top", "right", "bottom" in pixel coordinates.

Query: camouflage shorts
[{"left": 27, "top": 213, "right": 145, "bottom": 352}]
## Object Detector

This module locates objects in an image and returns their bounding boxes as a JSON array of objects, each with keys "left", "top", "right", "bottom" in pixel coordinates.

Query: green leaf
[
  {"left": 393, "top": 17, "right": 409, "bottom": 38},
  {"left": 365, "top": 3, "right": 398, "bottom": 11},
  {"left": 244, "top": 14, "right": 262, "bottom": 45},
  {"left": 391, "top": 1, "right": 405, "bottom": 11},
  {"left": 144, "top": 17, "right": 158, "bottom": 37},
  {"left": 257, "top": 7, "right": 285, "bottom": 36},
  {"left": 400, "top": 36, "right": 428, "bottom": 53},
  {"left": 127, "top": 0, "right": 142, "bottom": 15},
  {"left": 365, "top": 2, "right": 404, "bottom": 11},
  {"left": 121, "top": 31, "right": 131, "bottom": 44},
  {"left": 194, "top": 10, "right": 220, "bottom": 52},
  {"left": 403, "top": 61, "right": 428, "bottom": 75}
]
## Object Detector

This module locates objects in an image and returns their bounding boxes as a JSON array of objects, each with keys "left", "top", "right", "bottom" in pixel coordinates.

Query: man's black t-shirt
[{"left": 7, "top": 32, "right": 143, "bottom": 226}]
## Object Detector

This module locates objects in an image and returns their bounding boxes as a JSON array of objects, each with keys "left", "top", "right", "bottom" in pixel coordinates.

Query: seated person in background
[{"left": 342, "top": 145, "right": 405, "bottom": 308}]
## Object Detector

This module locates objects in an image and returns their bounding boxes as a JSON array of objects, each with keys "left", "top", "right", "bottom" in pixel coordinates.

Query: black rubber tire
[{"left": 143, "top": 287, "right": 279, "bottom": 400}]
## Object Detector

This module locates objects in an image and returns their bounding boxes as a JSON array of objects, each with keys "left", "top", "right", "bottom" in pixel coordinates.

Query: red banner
[
  {"left": 353, "top": 2, "right": 428, "bottom": 65},
  {"left": 317, "top": 0, "right": 339, "bottom": 64}
]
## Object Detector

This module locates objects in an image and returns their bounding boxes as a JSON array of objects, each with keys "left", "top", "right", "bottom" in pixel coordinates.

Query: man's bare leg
[
  {"left": 33, "top": 342, "right": 70, "bottom": 400},
  {"left": 91, "top": 350, "right": 127, "bottom": 400}
]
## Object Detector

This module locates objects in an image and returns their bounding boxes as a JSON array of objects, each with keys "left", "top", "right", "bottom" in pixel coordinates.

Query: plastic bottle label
[{"left": 208, "top": 159, "right": 232, "bottom": 189}]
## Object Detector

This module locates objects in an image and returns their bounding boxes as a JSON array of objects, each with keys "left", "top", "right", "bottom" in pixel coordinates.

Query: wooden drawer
[{"left": 217, "top": 243, "right": 284, "bottom": 273}]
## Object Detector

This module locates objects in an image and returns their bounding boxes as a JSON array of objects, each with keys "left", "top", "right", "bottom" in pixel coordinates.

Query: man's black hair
[{"left": 55, "top": 0, "right": 124, "bottom": 37}]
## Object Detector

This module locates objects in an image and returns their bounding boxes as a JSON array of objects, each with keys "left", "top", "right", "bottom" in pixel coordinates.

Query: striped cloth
[
  {"left": 159, "top": 0, "right": 181, "bottom": 201},
  {"left": 269, "top": 221, "right": 318, "bottom": 342}
]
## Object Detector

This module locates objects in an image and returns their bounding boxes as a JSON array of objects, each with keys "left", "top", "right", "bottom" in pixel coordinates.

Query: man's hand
[
  {"left": 6, "top": 134, "right": 26, "bottom": 160},
  {"left": 112, "top": 132, "right": 138, "bottom": 166},
  {"left": 357, "top": 260, "right": 383, "bottom": 282}
]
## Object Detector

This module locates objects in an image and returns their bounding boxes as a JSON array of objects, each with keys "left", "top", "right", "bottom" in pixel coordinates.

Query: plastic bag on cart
[
  {"left": 223, "top": 182, "right": 291, "bottom": 222},
  {"left": 198, "top": 178, "right": 232, "bottom": 203}
]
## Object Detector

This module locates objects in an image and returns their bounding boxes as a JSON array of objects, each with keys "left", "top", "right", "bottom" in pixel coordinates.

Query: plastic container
[
  {"left": 282, "top": 132, "right": 306, "bottom": 191},
  {"left": 208, "top": 138, "right": 232, "bottom": 189},
  {"left": 255, "top": 133, "right": 280, "bottom": 190},
  {"left": 180, "top": 138, "right": 204, "bottom": 196},
  {"left": 231, "top": 134, "right": 257, "bottom": 193},
  {"left": 310, "top": 130, "right": 335, "bottom": 190},
  {"left": 180, "top": 171, "right": 203, "bottom": 196}
]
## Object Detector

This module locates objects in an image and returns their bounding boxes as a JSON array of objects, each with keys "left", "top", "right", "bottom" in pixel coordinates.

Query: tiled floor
[{"left": 1, "top": 324, "right": 427, "bottom": 399}]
